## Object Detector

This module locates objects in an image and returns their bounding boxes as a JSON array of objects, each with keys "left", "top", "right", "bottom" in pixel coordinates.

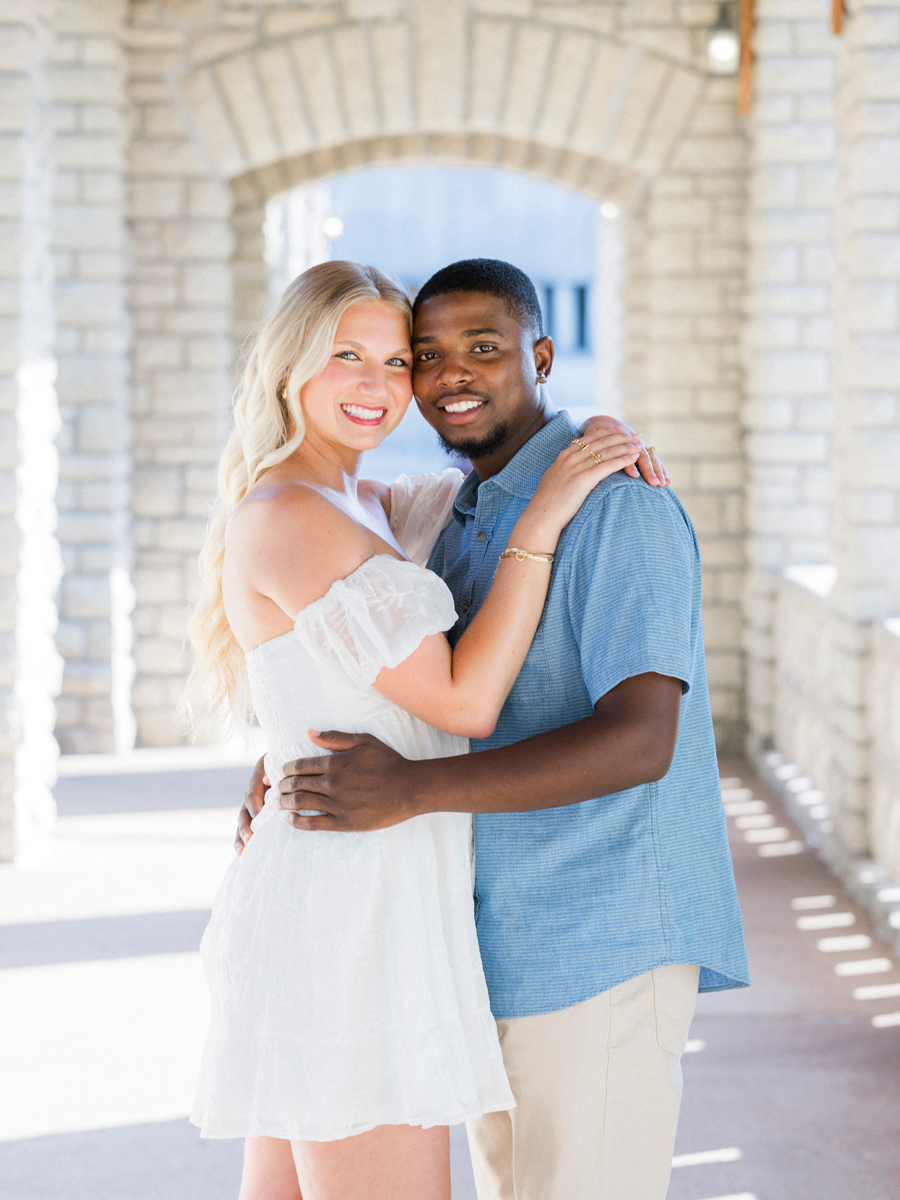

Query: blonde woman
[{"left": 186, "top": 261, "right": 642, "bottom": 1200}]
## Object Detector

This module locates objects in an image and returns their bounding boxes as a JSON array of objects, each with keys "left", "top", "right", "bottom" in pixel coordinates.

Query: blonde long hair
[{"left": 184, "top": 260, "right": 412, "bottom": 734}]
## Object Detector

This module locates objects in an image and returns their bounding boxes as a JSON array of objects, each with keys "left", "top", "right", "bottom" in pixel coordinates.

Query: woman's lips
[{"left": 340, "top": 403, "right": 386, "bottom": 426}]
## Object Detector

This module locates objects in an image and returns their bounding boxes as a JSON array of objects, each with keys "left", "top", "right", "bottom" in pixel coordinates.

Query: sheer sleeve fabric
[
  {"left": 389, "top": 468, "right": 465, "bottom": 566},
  {"left": 293, "top": 554, "right": 459, "bottom": 689}
]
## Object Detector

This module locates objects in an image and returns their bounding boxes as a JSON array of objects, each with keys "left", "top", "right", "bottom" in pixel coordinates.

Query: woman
[{"left": 186, "top": 261, "right": 645, "bottom": 1200}]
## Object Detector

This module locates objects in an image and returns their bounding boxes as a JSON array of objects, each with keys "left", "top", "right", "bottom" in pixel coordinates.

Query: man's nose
[{"left": 435, "top": 352, "right": 474, "bottom": 389}]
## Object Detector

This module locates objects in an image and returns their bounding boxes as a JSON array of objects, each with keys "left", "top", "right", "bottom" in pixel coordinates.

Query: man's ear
[{"left": 534, "top": 334, "right": 554, "bottom": 381}]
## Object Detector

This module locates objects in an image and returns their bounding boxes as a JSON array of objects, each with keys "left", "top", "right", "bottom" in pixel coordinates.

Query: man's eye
[
  {"left": 472, "top": 344, "right": 496, "bottom": 353},
  {"left": 416, "top": 351, "right": 438, "bottom": 362}
]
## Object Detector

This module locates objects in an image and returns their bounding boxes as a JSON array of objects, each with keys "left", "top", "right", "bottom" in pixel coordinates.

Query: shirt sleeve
[
  {"left": 293, "top": 555, "right": 459, "bottom": 689},
  {"left": 564, "top": 481, "right": 697, "bottom": 705},
  {"left": 389, "top": 468, "right": 465, "bottom": 566}
]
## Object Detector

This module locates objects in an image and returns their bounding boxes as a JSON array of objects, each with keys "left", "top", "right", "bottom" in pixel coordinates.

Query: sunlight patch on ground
[{"left": 0, "top": 953, "right": 208, "bottom": 1141}]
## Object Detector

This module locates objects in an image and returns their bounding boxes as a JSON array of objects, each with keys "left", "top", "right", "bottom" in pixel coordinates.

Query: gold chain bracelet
[{"left": 498, "top": 547, "right": 555, "bottom": 566}]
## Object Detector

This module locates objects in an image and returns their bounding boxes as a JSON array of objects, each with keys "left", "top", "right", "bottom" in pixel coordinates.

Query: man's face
[{"left": 411, "top": 291, "right": 552, "bottom": 463}]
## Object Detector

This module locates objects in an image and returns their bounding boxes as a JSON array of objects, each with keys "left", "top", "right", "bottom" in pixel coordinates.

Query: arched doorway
[{"left": 123, "top": 9, "right": 747, "bottom": 752}]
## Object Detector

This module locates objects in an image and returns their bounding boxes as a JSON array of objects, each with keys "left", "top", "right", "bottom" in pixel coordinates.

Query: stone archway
[
  {"left": 122, "top": 4, "right": 747, "bottom": 753},
  {"left": 178, "top": 20, "right": 703, "bottom": 194}
]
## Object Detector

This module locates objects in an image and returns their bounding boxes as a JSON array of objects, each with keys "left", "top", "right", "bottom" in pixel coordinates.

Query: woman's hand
[
  {"left": 514, "top": 426, "right": 642, "bottom": 546},
  {"left": 578, "top": 415, "right": 669, "bottom": 487}
]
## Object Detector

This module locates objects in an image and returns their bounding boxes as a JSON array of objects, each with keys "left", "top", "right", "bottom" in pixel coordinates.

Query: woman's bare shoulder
[{"left": 228, "top": 480, "right": 374, "bottom": 604}]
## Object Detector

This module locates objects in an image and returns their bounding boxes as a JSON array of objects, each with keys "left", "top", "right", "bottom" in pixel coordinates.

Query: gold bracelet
[{"left": 499, "top": 547, "right": 554, "bottom": 566}]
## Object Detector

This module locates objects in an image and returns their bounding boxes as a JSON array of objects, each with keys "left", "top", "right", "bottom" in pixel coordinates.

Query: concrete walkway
[{"left": 1, "top": 759, "right": 898, "bottom": 1199}]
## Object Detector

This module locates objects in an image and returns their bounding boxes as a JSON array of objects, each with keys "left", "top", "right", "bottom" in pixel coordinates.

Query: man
[{"left": 239, "top": 259, "right": 748, "bottom": 1199}]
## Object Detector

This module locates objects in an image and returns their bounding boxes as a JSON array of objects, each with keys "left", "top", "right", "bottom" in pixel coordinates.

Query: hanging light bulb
[{"left": 707, "top": 2, "right": 739, "bottom": 75}]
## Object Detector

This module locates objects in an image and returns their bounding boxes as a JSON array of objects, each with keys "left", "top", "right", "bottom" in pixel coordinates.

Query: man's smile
[{"left": 436, "top": 392, "right": 489, "bottom": 424}]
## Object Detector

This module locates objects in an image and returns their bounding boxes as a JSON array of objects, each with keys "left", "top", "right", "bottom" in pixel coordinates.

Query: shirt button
[
  {"left": 477, "top": 531, "right": 487, "bottom": 542},
  {"left": 460, "top": 602, "right": 470, "bottom": 614}
]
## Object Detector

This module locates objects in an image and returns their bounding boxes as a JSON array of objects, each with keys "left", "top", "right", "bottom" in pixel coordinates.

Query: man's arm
[{"left": 276, "top": 671, "right": 682, "bottom": 832}]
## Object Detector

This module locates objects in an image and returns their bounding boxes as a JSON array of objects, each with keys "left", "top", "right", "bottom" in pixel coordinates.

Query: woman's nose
[{"left": 359, "top": 366, "right": 390, "bottom": 398}]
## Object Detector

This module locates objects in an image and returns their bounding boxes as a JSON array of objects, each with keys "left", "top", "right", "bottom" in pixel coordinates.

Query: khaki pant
[{"left": 466, "top": 964, "right": 700, "bottom": 1200}]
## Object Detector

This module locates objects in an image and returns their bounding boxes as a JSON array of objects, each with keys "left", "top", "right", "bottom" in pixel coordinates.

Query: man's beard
[{"left": 438, "top": 419, "right": 509, "bottom": 462}]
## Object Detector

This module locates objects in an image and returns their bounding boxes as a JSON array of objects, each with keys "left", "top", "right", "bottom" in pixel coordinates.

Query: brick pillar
[
  {"left": 829, "top": 0, "right": 900, "bottom": 855},
  {"left": 625, "top": 80, "right": 748, "bottom": 752},
  {"left": 51, "top": 0, "right": 134, "bottom": 754},
  {"left": 0, "top": 1, "right": 63, "bottom": 861},
  {"left": 127, "top": 14, "right": 233, "bottom": 747},
  {"left": 742, "top": 0, "right": 839, "bottom": 757}
]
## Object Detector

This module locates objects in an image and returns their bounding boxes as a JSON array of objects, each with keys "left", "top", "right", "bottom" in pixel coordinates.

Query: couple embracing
[{"left": 185, "top": 257, "right": 748, "bottom": 1200}]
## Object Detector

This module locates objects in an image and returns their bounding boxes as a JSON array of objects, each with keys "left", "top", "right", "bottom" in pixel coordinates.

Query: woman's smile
[{"left": 340, "top": 402, "right": 388, "bottom": 426}]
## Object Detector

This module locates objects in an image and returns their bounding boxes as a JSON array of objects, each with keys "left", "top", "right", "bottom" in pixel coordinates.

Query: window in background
[
  {"left": 542, "top": 285, "right": 556, "bottom": 341},
  {"left": 575, "top": 285, "right": 589, "bottom": 351},
  {"left": 264, "top": 165, "right": 623, "bottom": 483}
]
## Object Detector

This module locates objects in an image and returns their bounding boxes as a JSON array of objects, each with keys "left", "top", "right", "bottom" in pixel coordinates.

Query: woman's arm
[{"left": 372, "top": 426, "right": 641, "bottom": 738}]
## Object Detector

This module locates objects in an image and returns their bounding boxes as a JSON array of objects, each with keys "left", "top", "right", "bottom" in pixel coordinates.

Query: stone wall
[
  {"left": 1, "top": 0, "right": 63, "bottom": 862},
  {"left": 773, "top": 566, "right": 837, "bottom": 823},
  {"left": 868, "top": 620, "right": 900, "bottom": 881},
  {"left": 52, "top": 0, "right": 134, "bottom": 755},
  {"left": 742, "top": 0, "right": 838, "bottom": 757}
]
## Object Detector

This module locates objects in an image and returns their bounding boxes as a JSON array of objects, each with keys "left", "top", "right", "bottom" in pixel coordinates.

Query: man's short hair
[{"left": 414, "top": 258, "right": 544, "bottom": 339}]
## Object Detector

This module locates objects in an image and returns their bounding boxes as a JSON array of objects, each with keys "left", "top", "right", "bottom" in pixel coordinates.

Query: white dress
[{"left": 191, "top": 469, "right": 514, "bottom": 1142}]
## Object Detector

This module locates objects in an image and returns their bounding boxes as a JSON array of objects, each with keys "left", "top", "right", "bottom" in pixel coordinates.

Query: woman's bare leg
[
  {"left": 239, "top": 1136, "right": 304, "bottom": 1200},
  {"left": 291, "top": 1123, "right": 450, "bottom": 1200}
]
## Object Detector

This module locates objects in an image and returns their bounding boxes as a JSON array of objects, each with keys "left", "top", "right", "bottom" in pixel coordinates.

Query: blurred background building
[
  {"left": 264, "top": 165, "right": 618, "bottom": 480},
  {"left": 2, "top": 0, "right": 900, "bottom": 935}
]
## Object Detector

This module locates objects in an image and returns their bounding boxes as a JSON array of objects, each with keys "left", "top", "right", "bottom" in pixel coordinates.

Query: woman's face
[{"left": 299, "top": 300, "right": 413, "bottom": 455}]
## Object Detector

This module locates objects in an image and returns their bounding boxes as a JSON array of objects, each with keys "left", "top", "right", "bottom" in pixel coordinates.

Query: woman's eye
[
  {"left": 335, "top": 351, "right": 359, "bottom": 361},
  {"left": 386, "top": 357, "right": 410, "bottom": 368}
]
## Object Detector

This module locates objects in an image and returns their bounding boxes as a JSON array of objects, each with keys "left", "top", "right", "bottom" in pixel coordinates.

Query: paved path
[{"left": 0, "top": 759, "right": 898, "bottom": 1198}]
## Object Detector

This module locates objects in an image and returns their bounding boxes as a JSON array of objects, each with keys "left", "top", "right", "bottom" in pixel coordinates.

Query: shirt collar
[{"left": 452, "top": 410, "right": 579, "bottom": 522}]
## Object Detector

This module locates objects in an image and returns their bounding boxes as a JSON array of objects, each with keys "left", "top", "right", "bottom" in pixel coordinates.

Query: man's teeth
[
  {"left": 444, "top": 399, "right": 483, "bottom": 413},
  {"left": 341, "top": 404, "right": 385, "bottom": 420}
]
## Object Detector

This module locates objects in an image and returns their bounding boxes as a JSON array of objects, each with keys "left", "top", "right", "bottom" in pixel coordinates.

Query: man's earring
[{"left": 536, "top": 373, "right": 547, "bottom": 383}]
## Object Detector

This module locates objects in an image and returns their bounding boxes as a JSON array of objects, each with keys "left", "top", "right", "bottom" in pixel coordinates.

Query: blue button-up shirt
[{"left": 428, "top": 412, "right": 749, "bottom": 1019}]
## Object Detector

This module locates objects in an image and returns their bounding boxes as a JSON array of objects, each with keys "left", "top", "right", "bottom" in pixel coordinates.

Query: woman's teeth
[
  {"left": 341, "top": 404, "right": 385, "bottom": 420},
  {"left": 443, "top": 400, "right": 483, "bottom": 413}
]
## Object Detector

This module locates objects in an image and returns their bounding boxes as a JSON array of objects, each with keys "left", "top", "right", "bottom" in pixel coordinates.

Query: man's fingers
[
  {"left": 285, "top": 811, "right": 340, "bottom": 831},
  {"left": 277, "top": 778, "right": 334, "bottom": 809},
  {"left": 309, "top": 729, "right": 369, "bottom": 752},
  {"left": 235, "top": 805, "right": 254, "bottom": 855}
]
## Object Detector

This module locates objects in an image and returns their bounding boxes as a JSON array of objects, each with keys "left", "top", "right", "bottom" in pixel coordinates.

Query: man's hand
[
  {"left": 277, "top": 675, "right": 681, "bottom": 831},
  {"left": 277, "top": 731, "right": 421, "bottom": 832},
  {"left": 236, "top": 755, "right": 269, "bottom": 853}
]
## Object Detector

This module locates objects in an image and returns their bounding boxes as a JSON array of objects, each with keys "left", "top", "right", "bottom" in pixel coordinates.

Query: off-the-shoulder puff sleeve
[
  {"left": 293, "top": 555, "right": 459, "bottom": 689},
  {"left": 389, "top": 468, "right": 465, "bottom": 566}
]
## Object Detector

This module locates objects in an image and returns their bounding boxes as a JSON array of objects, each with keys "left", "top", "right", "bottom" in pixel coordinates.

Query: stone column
[
  {"left": 829, "top": 0, "right": 900, "bottom": 855},
  {"left": 625, "top": 78, "right": 748, "bottom": 752},
  {"left": 51, "top": 0, "right": 134, "bottom": 754},
  {"left": 0, "top": 1, "right": 63, "bottom": 862},
  {"left": 127, "top": 15, "right": 233, "bottom": 747},
  {"left": 742, "top": 0, "right": 839, "bottom": 756}
]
